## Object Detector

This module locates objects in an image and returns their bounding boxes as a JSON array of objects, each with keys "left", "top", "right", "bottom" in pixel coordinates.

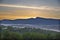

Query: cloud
[
  {"left": 0, "top": 0, "right": 3, "bottom": 3},
  {"left": 57, "top": 0, "right": 60, "bottom": 6},
  {"left": 0, "top": 4, "right": 60, "bottom": 19},
  {"left": 0, "top": 4, "right": 60, "bottom": 11}
]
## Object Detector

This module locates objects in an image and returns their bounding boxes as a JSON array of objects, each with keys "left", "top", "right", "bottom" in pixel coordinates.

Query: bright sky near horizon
[{"left": 0, "top": 0, "right": 60, "bottom": 20}]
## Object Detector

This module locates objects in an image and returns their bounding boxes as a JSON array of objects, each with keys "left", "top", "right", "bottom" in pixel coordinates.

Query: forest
[{"left": 0, "top": 25, "right": 60, "bottom": 40}]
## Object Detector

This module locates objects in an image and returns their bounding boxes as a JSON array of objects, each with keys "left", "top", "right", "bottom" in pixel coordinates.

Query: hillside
[{"left": 0, "top": 17, "right": 60, "bottom": 25}]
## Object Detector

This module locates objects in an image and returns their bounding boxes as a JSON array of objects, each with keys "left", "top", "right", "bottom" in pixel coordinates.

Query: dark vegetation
[{"left": 0, "top": 25, "right": 60, "bottom": 40}]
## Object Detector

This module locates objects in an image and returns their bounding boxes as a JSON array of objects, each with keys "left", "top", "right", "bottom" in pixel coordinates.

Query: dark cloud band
[
  {"left": 57, "top": 0, "right": 60, "bottom": 5},
  {"left": 0, "top": 0, "right": 3, "bottom": 3}
]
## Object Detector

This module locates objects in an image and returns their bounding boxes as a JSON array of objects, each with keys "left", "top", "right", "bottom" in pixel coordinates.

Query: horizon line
[{"left": 0, "top": 17, "right": 60, "bottom": 20}]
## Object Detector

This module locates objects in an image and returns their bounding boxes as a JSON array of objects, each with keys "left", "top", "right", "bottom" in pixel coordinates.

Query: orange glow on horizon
[{"left": 0, "top": 4, "right": 60, "bottom": 20}]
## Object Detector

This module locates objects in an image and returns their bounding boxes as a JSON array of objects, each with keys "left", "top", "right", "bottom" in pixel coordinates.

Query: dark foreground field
[{"left": 0, "top": 26, "right": 60, "bottom": 40}]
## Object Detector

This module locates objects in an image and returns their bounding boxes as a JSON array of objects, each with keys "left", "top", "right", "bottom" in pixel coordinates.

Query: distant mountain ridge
[{"left": 0, "top": 17, "right": 60, "bottom": 25}]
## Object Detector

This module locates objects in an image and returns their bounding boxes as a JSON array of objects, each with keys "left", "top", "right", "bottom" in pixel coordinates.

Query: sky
[{"left": 0, "top": 0, "right": 60, "bottom": 20}]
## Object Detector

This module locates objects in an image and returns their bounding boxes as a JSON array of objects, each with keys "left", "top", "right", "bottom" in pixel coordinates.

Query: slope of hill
[
  {"left": 0, "top": 17, "right": 60, "bottom": 25},
  {"left": 0, "top": 17, "right": 60, "bottom": 32}
]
